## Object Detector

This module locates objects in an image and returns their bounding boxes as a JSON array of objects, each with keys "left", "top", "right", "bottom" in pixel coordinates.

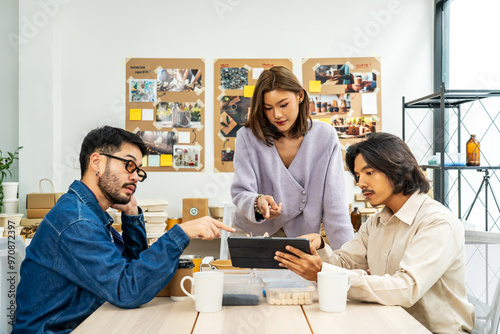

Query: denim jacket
[{"left": 13, "top": 180, "right": 190, "bottom": 333}]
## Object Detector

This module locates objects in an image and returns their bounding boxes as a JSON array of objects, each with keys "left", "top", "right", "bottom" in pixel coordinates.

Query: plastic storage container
[
  {"left": 428, "top": 152, "right": 466, "bottom": 166},
  {"left": 143, "top": 212, "right": 168, "bottom": 224},
  {"left": 2, "top": 199, "right": 19, "bottom": 214},
  {"left": 116, "top": 212, "right": 167, "bottom": 225},
  {"left": 3, "top": 226, "right": 22, "bottom": 237},
  {"left": 253, "top": 269, "right": 304, "bottom": 283},
  {"left": 138, "top": 200, "right": 168, "bottom": 212},
  {"left": 144, "top": 223, "right": 166, "bottom": 233},
  {"left": 0, "top": 214, "right": 23, "bottom": 228},
  {"left": 222, "top": 275, "right": 264, "bottom": 306},
  {"left": 114, "top": 211, "right": 122, "bottom": 224},
  {"left": 264, "top": 280, "right": 316, "bottom": 305}
]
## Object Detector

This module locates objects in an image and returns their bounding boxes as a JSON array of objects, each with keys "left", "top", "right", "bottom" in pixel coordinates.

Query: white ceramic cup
[
  {"left": 317, "top": 271, "right": 351, "bottom": 312},
  {"left": 180, "top": 271, "right": 224, "bottom": 312}
]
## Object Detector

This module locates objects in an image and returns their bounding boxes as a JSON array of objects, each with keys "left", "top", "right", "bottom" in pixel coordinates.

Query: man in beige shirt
[{"left": 275, "top": 132, "right": 475, "bottom": 333}]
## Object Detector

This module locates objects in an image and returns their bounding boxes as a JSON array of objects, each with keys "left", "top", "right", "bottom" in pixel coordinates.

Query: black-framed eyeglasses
[{"left": 100, "top": 153, "right": 147, "bottom": 182}]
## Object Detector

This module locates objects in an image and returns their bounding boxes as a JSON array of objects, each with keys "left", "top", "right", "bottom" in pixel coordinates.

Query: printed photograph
[
  {"left": 157, "top": 69, "right": 202, "bottom": 92},
  {"left": 137, "top": 131, "right": 177, "bottom": 155},
  {"left": 221, "top": 67, "right": 248, "bottom": 90},
  {"left": 156, "top": 102, "right": 202, "bottom": 128},
  {"left": 332, "top": 116, "right": 377, "bottom": 139},
  {"left": 309, "top": 94, "right": 351, "bottom": 115},
  {"left": 221, "top": 150, "right": 234, "bottom": 162},
  {"left": 314, "top": 64, "right": 352, "bottom": 85},
  {"left": 220, "top": 96, "right": 251, "bottom": 137},
  {"left": 129, "top": 79, "right": 157, "bottom": 102},
  {"left": 173, "top": 145, "right": 200, "bottom": 168},
  {"left": 345, "top": 72, "right": 377, "bottom": 93}
]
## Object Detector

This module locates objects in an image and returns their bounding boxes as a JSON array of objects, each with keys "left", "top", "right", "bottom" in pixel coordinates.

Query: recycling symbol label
[{"left": 189, "top": 207, "right": 198, "bottom": 216}]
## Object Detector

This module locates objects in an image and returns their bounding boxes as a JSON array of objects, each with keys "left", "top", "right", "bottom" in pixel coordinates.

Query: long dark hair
[
  {"left": 346, "top": 133, "right": 430, "bottom": 195},
  {"left": 79, "top": 126, "right": 147, "bottom": 178},
  {"left": 246, "top": 66, "right": 311, "bottom": 146}
]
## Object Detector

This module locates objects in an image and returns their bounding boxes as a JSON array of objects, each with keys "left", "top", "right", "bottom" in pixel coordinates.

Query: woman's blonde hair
[{"left": 246, "top": 66, "right": 311, "bottom": 146}]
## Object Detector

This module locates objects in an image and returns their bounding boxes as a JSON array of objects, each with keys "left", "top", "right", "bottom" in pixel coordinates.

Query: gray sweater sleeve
[
  {"left": 231, "top": 130, "right": 261, "bottom": 224},
  {"left": 321, "top": 131, "right": 354, "bottom": 249}
]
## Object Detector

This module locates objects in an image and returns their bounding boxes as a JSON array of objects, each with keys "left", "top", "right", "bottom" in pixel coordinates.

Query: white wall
[
  {"left": 0, "top": 0, "right": 19, "bottom": 182},
  {"left": 16, "top": 0, "right": 434, "bottom": 217}
]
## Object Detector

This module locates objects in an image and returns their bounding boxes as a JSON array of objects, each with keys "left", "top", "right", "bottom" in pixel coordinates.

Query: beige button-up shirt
[{"left": 318, "top": 192, "right": 475, "bottom": 333}]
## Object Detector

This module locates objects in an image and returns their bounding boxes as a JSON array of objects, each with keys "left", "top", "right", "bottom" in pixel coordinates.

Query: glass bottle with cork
[
  {"left": 351, "top": 207, "right": 362, "bottom": 232},
  {"left": 466, "top": 134, "right": 480, "bottom": 166}
]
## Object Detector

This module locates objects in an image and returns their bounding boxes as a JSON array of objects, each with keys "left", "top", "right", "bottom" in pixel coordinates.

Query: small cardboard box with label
[{"left": 182, "top": 198, "right": 209, "bottom": 221}]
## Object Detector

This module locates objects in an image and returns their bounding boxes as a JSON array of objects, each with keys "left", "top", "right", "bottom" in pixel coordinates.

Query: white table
[{"left": 74, "top": 297, "right": 431, "bottom": 334}]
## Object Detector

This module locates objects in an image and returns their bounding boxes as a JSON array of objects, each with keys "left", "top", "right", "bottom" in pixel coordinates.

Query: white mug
[
  {"left": 317, "top": 271, "right": 351, "bottom": 312},
  {"left": 180, "top": 271, "right": 224, "bottom": 312}
]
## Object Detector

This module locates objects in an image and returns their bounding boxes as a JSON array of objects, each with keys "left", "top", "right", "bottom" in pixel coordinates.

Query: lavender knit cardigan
[{"left": 231, "top": 121, "right": 354, "bottom": 250}]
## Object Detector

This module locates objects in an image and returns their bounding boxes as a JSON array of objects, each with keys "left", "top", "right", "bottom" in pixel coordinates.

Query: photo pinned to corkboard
[
  {"left": 126, "top": 58, "right": 205, "bottom": 172},
  {"left": 155, "top": 101, "right": 202, "bottom": 128},
  {"left": 220, "top": 96, "right": 251, "bottom": 137},
  {"left": 303, "top": 57, "right": 382, "bottom": 156},
  {"left": 213, "top": 59, "right": 293, "bottom": 172}
]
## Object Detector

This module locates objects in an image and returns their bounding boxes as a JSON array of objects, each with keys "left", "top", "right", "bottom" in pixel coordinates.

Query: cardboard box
[
  {"left": 182, "top": 198, "right": 209, "bottom": 221},
  {"left": 21, "top": 218, "right": 43, "bottom": 226},
  {"left": 26, "top": 192, "right": 64, "bottom": 209},
  {"left": 27, "top": 209, "right": 51, "bottom": 219}
]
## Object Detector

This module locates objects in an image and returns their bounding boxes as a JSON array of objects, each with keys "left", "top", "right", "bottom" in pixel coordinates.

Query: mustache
[{"left": 362, "top": 189, "right": 374, "bottom": 194}]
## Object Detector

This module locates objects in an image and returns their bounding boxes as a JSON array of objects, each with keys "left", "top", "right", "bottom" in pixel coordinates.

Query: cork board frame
[
  {"left": 125, "top": 58, "right": 205, "bottom": 172},
  {"left": 302, "top": 57, "right": 382, "bottom": 151},
  {"left": 213, "top": 58, "right": 293, "bottom": 173}
]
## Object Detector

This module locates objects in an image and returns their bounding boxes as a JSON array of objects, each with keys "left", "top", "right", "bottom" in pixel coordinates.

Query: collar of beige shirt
[{"left": 377, "top": 192, "right": 428, "bottom": 226}]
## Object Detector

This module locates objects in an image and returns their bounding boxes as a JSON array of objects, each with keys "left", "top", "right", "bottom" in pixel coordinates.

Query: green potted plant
[{"left": 0, "top": 146, "right": 22, "bottom": 214}]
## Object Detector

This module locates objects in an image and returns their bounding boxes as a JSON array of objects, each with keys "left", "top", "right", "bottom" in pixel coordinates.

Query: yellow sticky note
[
  {"left": 319, "top": 118, "right": 331, "bottom": 124},
  {"left": 244, "top": 85, "right": 255, "bottom": 98},
  {"left": 142, "top": 155, "right": 148, "bottom": 167},
  {"left": 160, "top": 154, "right": 172, "bottom": 167},
  {"left": 309, "top": 80, "right": 321, "bottom": 93},
  {"left": 130, "top": 109, "right": 142, "bottom": 121}
]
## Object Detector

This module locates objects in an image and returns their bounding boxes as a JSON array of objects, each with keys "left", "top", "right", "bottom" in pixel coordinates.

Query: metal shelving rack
[{"left": 403, "top": 83, "right": 500, "bottom": 231}]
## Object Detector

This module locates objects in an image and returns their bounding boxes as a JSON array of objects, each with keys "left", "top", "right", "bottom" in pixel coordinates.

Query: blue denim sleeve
[
  {"left": 55, "top": 221, "right": 190, "bottom": 308},
  {"left": 120, "top": 207, "right": 148, "bottom": 261}
]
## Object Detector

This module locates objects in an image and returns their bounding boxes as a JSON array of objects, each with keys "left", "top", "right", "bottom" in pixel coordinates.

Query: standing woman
[{"left": 231, "top": 66, "right": 353, "bottom": 249}]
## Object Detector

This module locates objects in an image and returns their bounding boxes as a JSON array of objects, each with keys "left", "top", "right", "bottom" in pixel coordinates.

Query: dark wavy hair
[
  {"left": 246, "top": 66, "right": 312, "bottom": 146},
  {"left": 346, "top": 132, "right": 430, "bottom": 195},
  {"left": 79, "top": 126, "right": 147, "bottom": 178}
]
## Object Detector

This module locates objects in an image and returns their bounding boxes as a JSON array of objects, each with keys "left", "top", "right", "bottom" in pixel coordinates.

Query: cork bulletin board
[
  {"left": 125, "top": 58, "right": 205, "bottom": 172},
  {"left": 302, "top": 57, "right": 382, "bottom": 151},
  {"left": 213, "top": 58, "right": 293, "bottom": 173}
]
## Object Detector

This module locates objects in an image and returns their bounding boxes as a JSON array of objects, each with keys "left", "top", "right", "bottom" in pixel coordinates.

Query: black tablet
[{"left": 227, "top": 236, "right": 311, "bottom": 269}]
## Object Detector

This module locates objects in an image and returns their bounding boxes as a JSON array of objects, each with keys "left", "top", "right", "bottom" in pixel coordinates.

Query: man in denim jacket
[{"left": 13, "top": 126, "right": 234, "bottom": 333}]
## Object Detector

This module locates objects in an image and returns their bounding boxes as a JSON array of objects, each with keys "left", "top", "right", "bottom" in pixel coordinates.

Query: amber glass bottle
[
  {"left": 466, "top": 134, "right": 480, "bottom": 166},
  {"left": 351, "top": 207, "right": 362, "bottom": 232}
]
